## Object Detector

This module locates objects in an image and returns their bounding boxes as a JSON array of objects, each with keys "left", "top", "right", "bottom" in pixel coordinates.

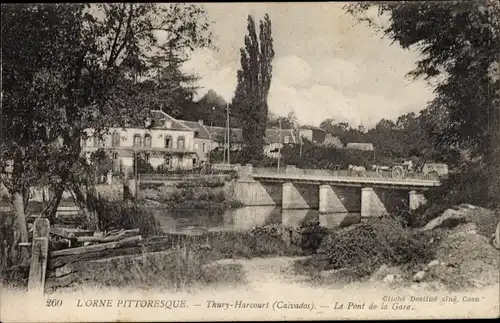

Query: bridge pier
[
  {"left": 238, "top": 164, "right": 254, "bottom": 180},
  {"left": 319, "top": 185, "right": 348, "bottom": 213},
  {"left": 282, "top": 182, "right": 311, "bottom": 209},
  {"left": 234, "top": 180, "right": 278, "bottom": 206},
  {"left": 361, "top": 187, "right": 389, "bottom": 218},
  {"left": 409, "top": 190, "right": 427, "bottom": 211}
]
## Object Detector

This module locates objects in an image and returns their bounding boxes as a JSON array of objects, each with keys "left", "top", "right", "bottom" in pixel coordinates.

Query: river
[{"left": 151, "top": 206, "right": 361, "bottom": 234}]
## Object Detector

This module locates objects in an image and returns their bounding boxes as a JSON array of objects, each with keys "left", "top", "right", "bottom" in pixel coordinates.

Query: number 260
[{"left": 46, "top": 299, "right": 63, "bottom": 307}]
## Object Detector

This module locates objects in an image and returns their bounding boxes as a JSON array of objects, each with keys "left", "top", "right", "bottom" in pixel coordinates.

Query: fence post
[{"left": 28, "top": 217, "right": 50, "bottom": 296}]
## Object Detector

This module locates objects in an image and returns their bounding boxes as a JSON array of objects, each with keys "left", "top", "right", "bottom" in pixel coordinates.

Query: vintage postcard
[{"left": 1, "top": 2, "right": 499, "bottom": 322}]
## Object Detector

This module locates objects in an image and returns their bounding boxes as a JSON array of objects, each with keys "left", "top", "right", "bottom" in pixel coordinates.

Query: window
[
  {"left": 111, "top": 131, "right": 120, "bottom": 147},
  {"left": 177, "top": 136, "right": 185, "bottom": 150},
  {"left": 164, "top": 156, "right": 171, "bottom": 166},
  {"left": 165, "top": 136, "right": 172, "bottom": 148},
  {"left": 284, "top": 136, "right": 290, "bottom": 144},
  {"left": 192, "top": 158, "right": 197, "bottom": 166},
  {"left": 202, "top": 143, "right": 206, "bottom": 152},
  {"left": 133, "top": 134, "right": 141, "bottom": 147},
  {"left": 144, "top": 153, "right": 150, "bottom": 163},
  {"left": 144, "top": 134, "right": 152, "bottom": 147},
  {"left": 112, "top": 152, "right": 118, "bottom": 160}
]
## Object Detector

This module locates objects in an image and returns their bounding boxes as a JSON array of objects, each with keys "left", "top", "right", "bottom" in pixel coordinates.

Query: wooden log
[
  {"left": 28, "top": 218, "right": 50, "bottom": 295},
  {"left": 78, "top": 229, "right": 140, "bottom": 243},
  {"left": 77, "top": 232, "right": 126, "bottom": 243},
  {"left": 47, "top": 250, "right": 177, "bottom": 288},
  {"left": 54, "top": 249, "right": 177, "bottom": 278},
  {"left": 48, "top": 238, "right": 177, "bottom": 269},
  {"left": 50, "top": 235, "right": 142, "bottom": 257},
  {"left": 50, "top": 227, "right": 93, "bottom": 243}
]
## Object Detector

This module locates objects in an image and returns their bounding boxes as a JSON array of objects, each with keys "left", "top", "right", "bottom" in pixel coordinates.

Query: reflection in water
[{"left": 153, "top": 206, "right": 360, "bottom": 234}]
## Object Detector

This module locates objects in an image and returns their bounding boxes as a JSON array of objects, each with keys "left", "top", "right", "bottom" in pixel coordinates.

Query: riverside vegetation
[{"left": 138, "top": 176, "right": 244, "bottom": 211}]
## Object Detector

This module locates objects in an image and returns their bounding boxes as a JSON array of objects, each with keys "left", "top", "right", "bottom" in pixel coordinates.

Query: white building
[{"left": 81, "top": 110, "right": 200, "bottom": 172}]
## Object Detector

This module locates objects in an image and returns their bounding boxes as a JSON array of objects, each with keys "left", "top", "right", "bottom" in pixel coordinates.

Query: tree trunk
[
  {"left": 12, "top": 191, "right": 30, "bottom": 264},
  {"left": 12, "top": 192, "right": 28, "bottom": 244},
  {"left": 46, "top": 184, "right": 64, "bottom": 223}
]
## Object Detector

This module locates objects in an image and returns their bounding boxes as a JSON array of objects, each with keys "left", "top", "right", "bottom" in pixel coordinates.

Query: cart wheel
[{"left": 392, "top": 166, "right": 404, "bottom": 179}]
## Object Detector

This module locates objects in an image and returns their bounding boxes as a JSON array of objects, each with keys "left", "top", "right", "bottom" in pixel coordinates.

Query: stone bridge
[{"left": 234, "top": 164, "right": 440, "bottom": 219}]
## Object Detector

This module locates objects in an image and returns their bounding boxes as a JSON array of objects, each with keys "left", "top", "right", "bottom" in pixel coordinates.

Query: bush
[
  {"left": 313, "top": 218, "right": 434, "bottom": 277},
  {"left": 93, "top": 199, "right": 163, "bottom": 237},
  {"left": 411, "top": 162, "right": 500, "bottom": 228}
]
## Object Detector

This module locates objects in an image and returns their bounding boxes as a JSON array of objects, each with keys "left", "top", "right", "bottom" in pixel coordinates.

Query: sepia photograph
[{"left": 1, "top": 1, "right": 499, "bottom": 322}]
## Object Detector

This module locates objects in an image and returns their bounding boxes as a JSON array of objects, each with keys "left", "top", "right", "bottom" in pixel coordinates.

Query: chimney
[
  {"left": 164, "top": 119, "right": 173, "bottom": 129},
  {"left": 198, "top": 119, "right": 204, "bottom": 126}
]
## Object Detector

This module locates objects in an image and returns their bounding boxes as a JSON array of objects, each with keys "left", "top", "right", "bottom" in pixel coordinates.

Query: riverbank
[
  {"left": 293, "top": 205, "right": 500, "bottom": 292},
  {"left": 138, "top": 178, "right": 244, "bottom": 211}
]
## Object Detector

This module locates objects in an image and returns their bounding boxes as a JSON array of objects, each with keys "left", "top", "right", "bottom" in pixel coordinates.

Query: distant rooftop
[{"left": 300, "top": 125, "right": 325, "bottom": 131}]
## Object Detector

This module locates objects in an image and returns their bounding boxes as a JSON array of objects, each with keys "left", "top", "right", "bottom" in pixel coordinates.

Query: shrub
[
  {"left": 314, "top": 218, "right": 434, "bottom": 277},
  {"left": 92, "top": 199, "right": 163, "bottom": 237},
  {"left": 411, "top": 163, "right": 500, "bottom": 228}
]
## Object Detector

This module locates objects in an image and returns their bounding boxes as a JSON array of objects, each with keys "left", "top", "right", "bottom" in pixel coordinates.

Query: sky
[{"left": 180, "top": 3, "right": 435, "bottom": 129}]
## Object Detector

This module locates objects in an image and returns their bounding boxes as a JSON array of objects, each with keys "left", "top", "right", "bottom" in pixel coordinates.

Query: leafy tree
[
  {"left": 232, "top": 14, "right": 275, "bottom": 160},
  {"left": 148, "top": 51, "right": 200, "bottom": 118},
  {"left": 1, "top": 2, "right": 214, "bottom": 241},
  {"left": 267, "top": 110, "right": 298, "bottom": 130},
  {"left": 346, "top": 0, "right": 500, "bottom": 207}
]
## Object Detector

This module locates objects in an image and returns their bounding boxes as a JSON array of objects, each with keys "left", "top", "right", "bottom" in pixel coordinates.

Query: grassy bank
[
  {"left": 139, "top": 178, "right": 243, "bottom": 211},
  {"left": 40, "top": 227, "right": 303, "bottom": 293},
  {"left": 294, "top": 218, "right": 436, "bottom": 281},
  {"left": 293, "top": 206, "right": 500, "bottom": 291}
]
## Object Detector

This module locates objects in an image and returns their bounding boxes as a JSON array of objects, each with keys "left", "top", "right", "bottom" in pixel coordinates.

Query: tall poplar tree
[{"left": 232, "top": 14, "right": 275, "bottom": 160}]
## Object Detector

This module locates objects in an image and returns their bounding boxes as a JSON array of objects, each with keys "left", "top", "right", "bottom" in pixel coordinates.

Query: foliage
[
  {"left": 345, "top": 1, "right": 500, "bottom": 207},
  {"left": 92, "top": 199, "right": 163, "bottom": 237},
  {"left": 1, "top": 3, "right": 214, "bottom": 225},
  {"left": 132, "top": 156, "right": 154, "bottom": 175},
  {"left": 232, "top": 14, "right": 275, "bottom": 160},
  {"left": 267, "top": 110, "right": 299, "bottom": 130},
  {"left": 139, "top": 182, "right": 243, "bottom": 210},
  {"left": 304, "top": 218, "right": 434, "bottom": 277},
  {"left": 180, "top": 90, "right": 240, "bottom": 128}
]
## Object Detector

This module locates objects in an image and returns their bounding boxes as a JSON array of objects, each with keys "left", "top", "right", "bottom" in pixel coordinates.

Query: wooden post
[{"left": 28, "top": 218, "right": 50, "bottom": 295}]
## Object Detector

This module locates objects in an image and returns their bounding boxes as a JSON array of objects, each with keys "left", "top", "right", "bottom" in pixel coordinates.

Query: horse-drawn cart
[{"left": 374, "top": 161, "right": 413, "bottom": 179}]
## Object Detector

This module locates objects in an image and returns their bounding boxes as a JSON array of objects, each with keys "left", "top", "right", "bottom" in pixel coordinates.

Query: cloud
[
  {"left": 273, "top": 56, "right": 312, "bottom": 86},
  {"left": 183, "top": 49, "right": 430, "bottom": 129},
  {"left": 179, "top": 4, "right": 436, "bottom": 129},
  {"left": 181, "top": 49, "right": 238, "bottom": 103}
]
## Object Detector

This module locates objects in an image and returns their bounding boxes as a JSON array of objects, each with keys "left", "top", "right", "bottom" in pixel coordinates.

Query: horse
[{"left": 348, "top": 164, "right": 367, "bottom": 177}]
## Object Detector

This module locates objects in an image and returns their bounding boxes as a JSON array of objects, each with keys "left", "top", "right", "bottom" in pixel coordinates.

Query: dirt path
[{"left": 211, "top": 256, "right": 311, "bottom": 289}]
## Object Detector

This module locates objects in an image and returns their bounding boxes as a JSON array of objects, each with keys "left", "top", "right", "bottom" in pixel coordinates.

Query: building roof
[
  {"left": 179, "top": 120, "right": 211, "bottom": 140},
  {"left": 299, "top": 125, "right": 325, "bottom": 131},
  {"left": 150, "top": 110, "right": 194, "bottom": 131},
  {"left": 206, "top": 126, "right": 244, "bottom": 143},
  {"left": 265, "top": 128, "right": 297, "bottom": 144},
  {"left": 346, "top": 142, "right": 374, "bottom": 151}
]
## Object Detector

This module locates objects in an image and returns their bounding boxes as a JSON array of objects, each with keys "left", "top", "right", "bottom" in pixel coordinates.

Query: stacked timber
[{"left": 44, "top": 231, "right": 209, "bottom": 290}]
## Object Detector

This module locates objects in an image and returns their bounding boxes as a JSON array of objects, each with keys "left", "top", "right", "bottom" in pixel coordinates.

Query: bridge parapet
[{"left": 252, "top": 166, "right": 440, "bottom": 182}]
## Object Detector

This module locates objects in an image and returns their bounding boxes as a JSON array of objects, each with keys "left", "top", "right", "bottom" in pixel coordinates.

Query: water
[{"left": 151, "top": 206, "right": 360, "bottom": 234}]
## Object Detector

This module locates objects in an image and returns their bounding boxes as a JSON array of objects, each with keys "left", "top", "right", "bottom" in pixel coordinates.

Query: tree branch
[{"left": 107, "top": 4, "right": 128, "bottom": 68}]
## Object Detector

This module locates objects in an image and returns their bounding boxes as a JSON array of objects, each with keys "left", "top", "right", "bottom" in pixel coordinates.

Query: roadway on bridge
[{"left": 251, "top": 173, "right": 441, "bottom": 189}]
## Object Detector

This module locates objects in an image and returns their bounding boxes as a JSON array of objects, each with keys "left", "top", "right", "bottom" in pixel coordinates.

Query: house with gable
[
  {"left": 264, "top": 128, "right": 297, "bottom": 158},
  {"left": 178, "top": 119, "right": 213, "bottom": 166},
  {"left": 81, "top": 110, "right": 200, "bottom": 172}
]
